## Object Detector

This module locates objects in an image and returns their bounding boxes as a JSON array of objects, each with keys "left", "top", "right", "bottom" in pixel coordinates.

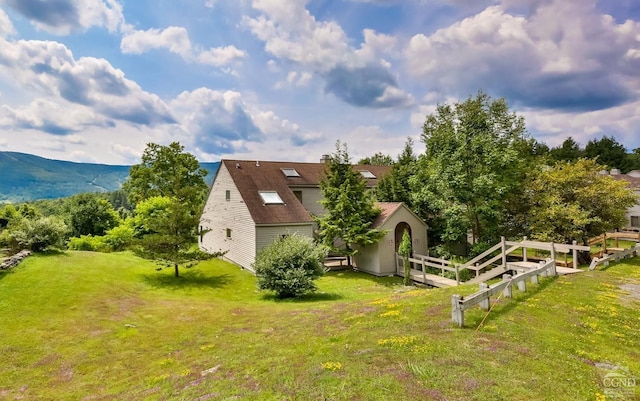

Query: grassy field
[{"left": 0, "top": 251, "right": 639, "bottom": 400}]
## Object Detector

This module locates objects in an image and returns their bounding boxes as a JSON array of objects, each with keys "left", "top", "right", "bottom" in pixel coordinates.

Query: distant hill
[{"left": 0, "top": 151, "right": 219, "bottom": 202}]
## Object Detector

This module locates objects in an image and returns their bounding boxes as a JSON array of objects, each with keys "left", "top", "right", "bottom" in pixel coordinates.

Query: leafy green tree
[
  {"left": 358, "top": 152, "right": 394, "bottom": 166},
  {"left": 315, "top": 142, "right": 386, "bottom": 266},
  {"left": 413, "top": 91, "right": 532, "bottom": 254},
  {"left": 123, "top": 142, "right": 208, "bottom": 207},
  {"left": 584, "top": 135, "right": 630, "bottom": 172},
  {"left": 66, "top": 193, "right": 120, "bottom": 237},
  {"left": 123, "top": 142, "right": 211, "bottom": 277},
  {"left": 398, "top": 229, "right": 412, "bottom": 286},
  {"left": 626, "top": 148, "right": 640, "bottom": 172},
  {"left": 528, "top": 159, "right": 637, "bottom": 260},
  {"left": 253, "top": 234, "right": 328, "bottom": 298},
  {"left": 375, "top": 138, "right": 418, "bottom": 208},
  {"left": 549, "top": 137, "right": 584, "bottom": 163}
]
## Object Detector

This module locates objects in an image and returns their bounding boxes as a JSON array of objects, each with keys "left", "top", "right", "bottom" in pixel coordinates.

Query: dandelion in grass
[
  {"left": 180, "top": 369, "right": 191, "bottom": 377},
  {"left": 200, "top": 344, "right": 215, "bottom": 351},
  {"left": 370, "top": 298, "right": 391, "bottom": 306},
  {"left": 380, "top": 310, "right": 401, "bottom": 317},
  {"left": 321, "top": 362, "right": 342, "bottom": 371},
  {"left": 378, "top": 336, "right": 416, "bottom": 347}
]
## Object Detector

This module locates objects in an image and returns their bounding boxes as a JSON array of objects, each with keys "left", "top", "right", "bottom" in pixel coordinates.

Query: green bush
[
  {"left": 104, "top": 225, "right": 134, "bottom": 251},
  {"left": 1, "top": 216, "right": 68, "bottom": 252},
  {"left": 253, "top": 234, "right": 328, "bottom": 298},
  {"left": 67, "top": 235, "right": 110, "bottom": 252}
]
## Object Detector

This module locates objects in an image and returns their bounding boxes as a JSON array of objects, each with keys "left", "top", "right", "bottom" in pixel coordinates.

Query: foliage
[
  {"left": 413, "top": 91, "right": 532, "bottom": 253},
  {"left": 398, "top": 229, "right": 412, "bottom": 286},
  {"left": 528, "top": 158, "right": 638, "bottom": 245},
  {"left": 358, "top": 152, "right": 393, "bottom": 166},
  {"left": 375, "top": 137, "right": 418, "bottom": 208},
  {"left": 315, "top": 142, "right": 386, "bottom": 266},
  {"left": 123, "top": 142, "right": 209, "bottom": 208},
  {"left": 104, "top": 225, "right": 135, "bottom": 251},
  {"left": 133, "top": 196, "right": 207, "bottom": 277},
  {"left": 68, "top": 235, "right": 110, "bottom": 252},
  {"left": 66, "top": 193, "right": 121, "bottom": 237},
  {"left": 548, "top": 137, "right": 584, "bottom": 163},
  {"left": 253, "top": 234, "right": 328, "bottom": 298},
  {"left": 584, "top": 135, "right": 630, "bottom": 172},
  {"left": 0, "top": 216, "right": 68, "bottom": 252}
]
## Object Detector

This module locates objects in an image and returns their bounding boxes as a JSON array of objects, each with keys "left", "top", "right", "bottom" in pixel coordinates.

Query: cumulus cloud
[
  {"left": 0, "top": 8, "right": 15, "bottom": 37},
  {"left": 0, "top": 38, "right": 175, "bottom": 126},
  {"left": 1, "top": 0, "right": 124, "bottom": 35},
  {"left": 121, "top": 26, "right": 192, "bottom": 58},
  {"left": 405, "top": 1, "right": 640, "bottom": 112},
  {"left": 244, "top": 0, "right": 412, "bottom": 108},
  {"left": 171, "top": 88, "right": 264, "bottom": 155},
  {"left": 197, "top": 45, "right": 246, "bottom": 67}
]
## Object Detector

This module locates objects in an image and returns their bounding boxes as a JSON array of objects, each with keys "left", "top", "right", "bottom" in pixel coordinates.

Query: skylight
[
  {"left": 259, "top": 191, "right": 284, "bottom": 204},
  {"left": 281, "top": 168, "right": 300, "bottom": 177},
  {"left": 359, "top": 170, "right": 376, "bottom": 179}
]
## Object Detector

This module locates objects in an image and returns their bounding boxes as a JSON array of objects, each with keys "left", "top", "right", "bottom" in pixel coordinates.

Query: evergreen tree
[{"left": 315, "top": 142, "right": 386, "bottom": 267}]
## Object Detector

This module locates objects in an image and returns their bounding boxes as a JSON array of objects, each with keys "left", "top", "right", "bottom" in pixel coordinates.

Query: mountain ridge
[{"left": 0, "top": 151, "right": 219, "bottom": 202}]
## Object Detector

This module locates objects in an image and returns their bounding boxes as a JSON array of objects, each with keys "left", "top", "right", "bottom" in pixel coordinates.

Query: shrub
[
  {"left": 2, "top": 216, "right": 68, "bottom": 252},
  {"left": 104, "top": 225, "right": 135, "bottom": 251},
  {"left": 253, "top": 234, "right": 328, "bottom": 298}
]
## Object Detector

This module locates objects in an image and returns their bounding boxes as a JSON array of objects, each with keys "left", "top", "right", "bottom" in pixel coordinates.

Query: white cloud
[
  {"left": 121, "top": 26, "right": 192, "bottom": 58},
  {"left": 197, "top": 45, "right": 246, "bottom": 67},
  {"left": 1, "top": 0, "right": 125, "bottom": 35},
  {"left": 0, "top": 8, "right": 15, "bottom": 38}
]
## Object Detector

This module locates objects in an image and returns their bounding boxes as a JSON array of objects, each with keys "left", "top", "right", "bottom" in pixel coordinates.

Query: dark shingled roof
[
  {"left": 222, "top": 159, "right": 391, "bottom": 225},
  {"left": 371, "top": 202, "right": 404, "bottom": 229},
  {"left": 612, "top": 173, "right": 640, "bottom": 189}
]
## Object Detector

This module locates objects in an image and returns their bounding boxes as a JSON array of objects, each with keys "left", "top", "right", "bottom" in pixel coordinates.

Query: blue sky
[{"left": 0, "top": 0, "right": 639, "bottom": 164}]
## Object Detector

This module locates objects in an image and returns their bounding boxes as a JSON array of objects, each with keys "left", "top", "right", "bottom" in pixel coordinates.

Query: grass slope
[
  {"left": 0, "top": 151, "right": 219, "bottom": 202},
  {"left": 0, "top": 252, "right": 638, "bottom": 400}
]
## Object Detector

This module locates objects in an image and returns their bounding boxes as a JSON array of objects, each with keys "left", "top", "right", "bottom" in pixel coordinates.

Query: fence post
[
  {"left": 422, "top": 256, "right": 427, "bottom": 283},
  {"left": 479, "top": 283, "right": 490, "bottom": 311},
  {"left": 452, "top": 294, "right": 464, "bottom": 327},
  {"left": 501, "top": 236, "right": 507, "bottom": 267},
  {"left": 572, "top": 240, "right": 578, "bottom": 270},
  {"left": 455, "top": 264, "right": 460, "bottom": 286},
  {"left": 502, "top": 274, "right": 512, "bottom": 298},
  {"left": 549, "top": 258, "right": 557, "bottom": 276},
  {"left": 475, "top": 263, "right": 479, "bottom": 277},
  {"left": 517, "top": 272, "right": 526, "bottom": 292},
  {"left": 523, "top": 236, "right": 528, "bottom": 262}
]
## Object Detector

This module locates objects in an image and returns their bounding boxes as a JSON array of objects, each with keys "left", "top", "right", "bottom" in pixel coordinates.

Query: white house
[
  {"left": 199, "top": 159, "right": 427, "bottom": 274},
  {"left": 606, "top": 169, "right": 640, "bottom": 228}
]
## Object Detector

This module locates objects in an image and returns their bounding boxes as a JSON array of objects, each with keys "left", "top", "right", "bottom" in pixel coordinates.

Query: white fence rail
[
  {"left": 451, "top": 259, "right": 556, "bottom": 327},
  {"left": 589, "top": 244, "right": 640, "bottom": 270}
]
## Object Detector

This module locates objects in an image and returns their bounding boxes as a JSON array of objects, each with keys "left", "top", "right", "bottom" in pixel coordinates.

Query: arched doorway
[{"left": 394, "top": 222, "right": 412, "bottom": 253}]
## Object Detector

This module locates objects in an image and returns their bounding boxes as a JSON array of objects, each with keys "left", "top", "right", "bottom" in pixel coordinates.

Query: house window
[
  {"left": 281, "top": 168, "right": 300, "bottom": 177},
  {"left": 225, "top": 190, "right": 230, "bottom": 201},
  {"left": 359, "top": 170, "right": 376, "bottom": 179},
  {"left": 293, "top": 190, "right": 302, "bottom": 202},
  {"left": 631, "top": 216, "right": 640, "bottom": 227},
  {"left": 226, "top": 228, "right": 232, "bottom": 239},
  {"left": 259, "top": 191, "right": 284, "bottom": 204}
]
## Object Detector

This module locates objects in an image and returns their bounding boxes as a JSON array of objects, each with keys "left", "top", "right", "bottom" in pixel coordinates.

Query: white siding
[
  {"left": 256, "top": 224, "right": 315, "bottom": 255},
  {"left": 296, "top": 187, "right": 325, "bottom": 217},
  {"left": 627, "top": 190, "right": 640, "bottom": 227},
  {"left": 355, "top": 207, "right": 428, "bottom": 276},
  {"left": 200, "top": 163, "right": 256, "bottom": 270}
]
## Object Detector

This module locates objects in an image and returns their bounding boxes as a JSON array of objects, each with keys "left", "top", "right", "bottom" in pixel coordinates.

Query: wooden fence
[
  {"left": 396, "top": 253, "right": 461, "bottom": 285},
  {"left": 451, "top": 259, "right": 556, "bottom": 327},
  {"left": 589, "top": 244, "right": 640, "bottom": 270}
]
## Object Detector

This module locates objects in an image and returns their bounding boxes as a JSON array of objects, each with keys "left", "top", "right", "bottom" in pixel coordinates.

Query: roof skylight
[
  {"left": 359, "top": 170, "right": 376, "bottom": 179},
  {"left": 281, "top": 168, "right": 300, "bottom": 177},
  {"left": 259, "top": 191, "right": 284, "bottom": 204}
]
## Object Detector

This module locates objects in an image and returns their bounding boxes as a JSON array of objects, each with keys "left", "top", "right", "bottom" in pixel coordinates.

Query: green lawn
[{"left": 0, "top": 251, "right": 639, "bottom": 400}]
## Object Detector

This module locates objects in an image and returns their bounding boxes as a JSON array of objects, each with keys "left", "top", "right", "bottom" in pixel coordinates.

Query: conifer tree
[{"left": 315, "top": 142, "right": 386, "bottom": 266}]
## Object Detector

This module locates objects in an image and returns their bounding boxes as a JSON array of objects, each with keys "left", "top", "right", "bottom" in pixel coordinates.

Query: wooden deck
[{"left": 397, "top": 269, "right": 458, "bottom": 288}]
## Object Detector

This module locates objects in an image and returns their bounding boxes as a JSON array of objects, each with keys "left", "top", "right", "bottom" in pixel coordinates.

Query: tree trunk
[
  {"left": 403, "top": 257, "right": 411, "bottom": 286},
  {"left": 174, "top": 263, "right": 180, "bottom": 277}
]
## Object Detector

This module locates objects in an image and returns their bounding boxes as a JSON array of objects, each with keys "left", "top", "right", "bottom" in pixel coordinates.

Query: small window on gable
[
  {"left": 226, "top": 228, "right": 232, "bottom": 239},
  {"left": 259, "top": 191, "right": 284, "bottom": 204},
  {"left": 281, "top": 168, "right": 300, "bottom": 177},
  {"left": 632, "top": 216, "right": 640, "bottom": 227},
  {"left": 293, "top": 190, "right": 302, "bottom": 203},
  {"left": 359, "top": 170, "right": 376, "bottom": 179},
  {"left": 225, "top": 190, "right": 230, "bottom": 201}
]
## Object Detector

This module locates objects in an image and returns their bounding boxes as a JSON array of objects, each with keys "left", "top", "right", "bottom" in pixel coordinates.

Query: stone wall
[{"left": 0, "top": 250, "right": 32, "bottom": 270}]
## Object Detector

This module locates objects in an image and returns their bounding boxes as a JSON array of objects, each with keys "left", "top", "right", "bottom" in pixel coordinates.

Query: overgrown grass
[{"left": 0, "top": 251, "right": 639, "bottom": 400}]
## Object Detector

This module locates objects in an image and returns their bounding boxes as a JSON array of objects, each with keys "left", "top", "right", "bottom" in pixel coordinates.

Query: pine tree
[{"left": 315, "top": 142, "right": 386, "bottom": 267}]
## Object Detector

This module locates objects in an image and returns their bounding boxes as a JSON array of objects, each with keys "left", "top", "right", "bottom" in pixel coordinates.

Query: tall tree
[
  {"left": 413, "top": 91, "right": 532, "bottom": 254},
  {"left": 123, "top": 142, "right": 210, "bottom": 277},
  {"left": 66, "top": 193, "right": 120, "bottom": 237},
  {"left": 123, "top": 142, "right": 208, "bottom": 207},
  {"left": 528, "top": 158, "right": 637, "bottom": 261},
  {"left": 315, "top": 142, "right": 386, "bottom": 266},
  {"left": 375, "top": 137, "right": 418, "bottom": 208},
  {"left": 584, "top": 135, "right": 629, "bottom": 172},
  {"left": 549, "top": 137, "right": 584, "bottom": 163},
  {"left": 358, "top": 152, "right": 394, "bottom": 166}
]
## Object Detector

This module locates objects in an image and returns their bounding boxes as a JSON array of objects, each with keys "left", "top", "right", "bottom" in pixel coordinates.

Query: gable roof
[
  {"left": 371, "top": 202, "right": 427, "bottom": 229},
  {"left": 611, "top": 173, "right": 640, "bottom": 190},
  {"left": 221, "top": 159, "right": 390, "bottom": 225}
]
